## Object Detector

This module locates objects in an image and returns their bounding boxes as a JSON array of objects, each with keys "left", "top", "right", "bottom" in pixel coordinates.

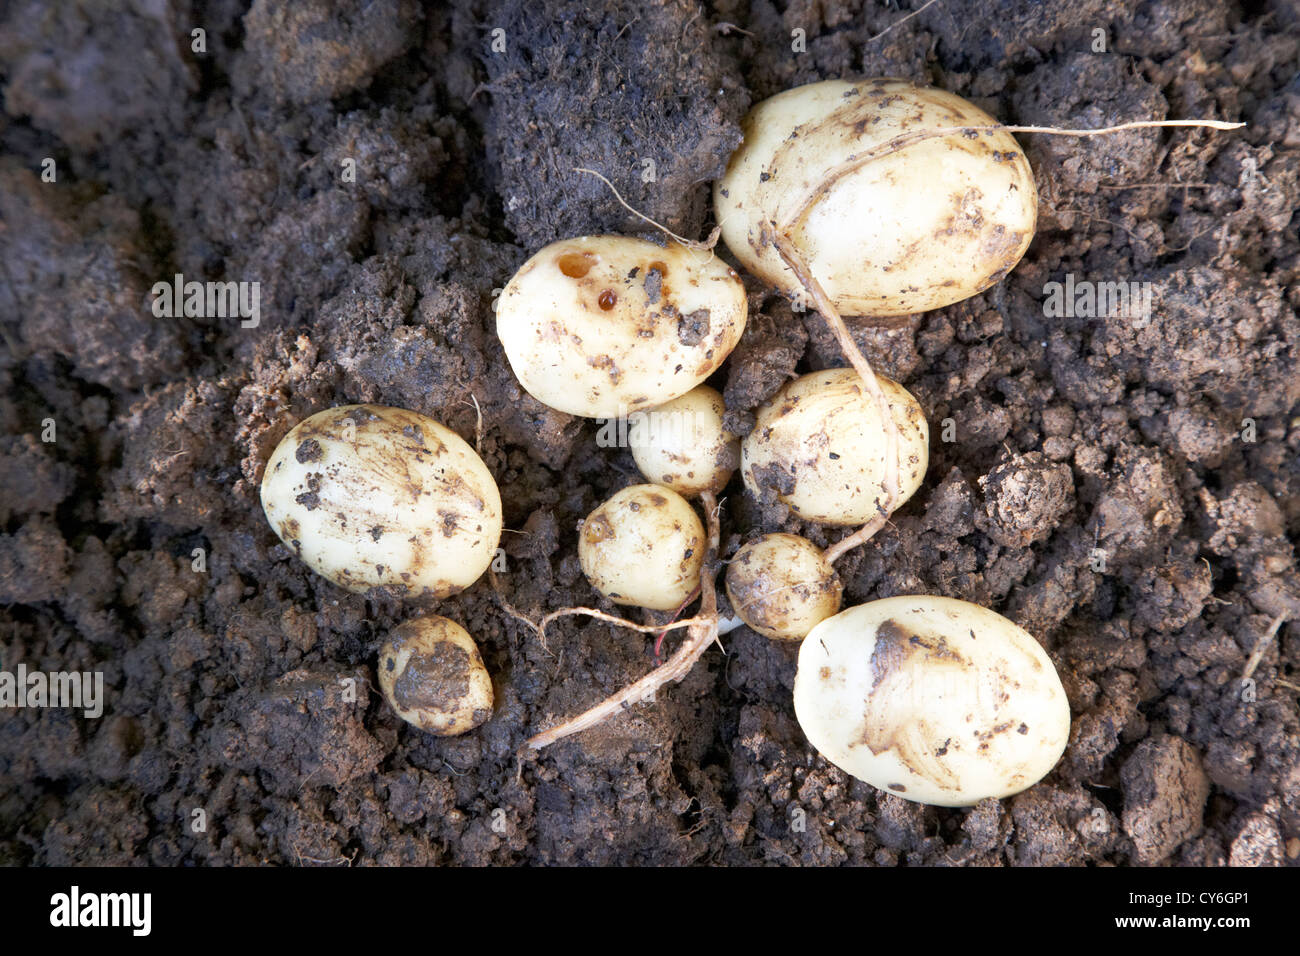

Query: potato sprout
[
  {"left": 379, "top": 615, "right": 494, "bottom": 736},
  {"left": 578, "top": 483, "right": 706, "bottom": 611},
  {"left": 714, "top": 78, "right": 1037, "bottom": 318},
  {"left": 742, "top": 368, "right": 928, "bottom": 526},
  {"left": 794, "top": 595, "right": 1071, "bottom": 806},
  {"left": 260, "top": 404, "right": 503, "bottom": 597},
  {"left": 629, "top": 385, "right": 739, "bottom": 496},
  {"left": 725, "top": 533, "right": 841, "bottom": 640},
  {"left": 495, "top": 235, "right": 747, "bottom": 418}
]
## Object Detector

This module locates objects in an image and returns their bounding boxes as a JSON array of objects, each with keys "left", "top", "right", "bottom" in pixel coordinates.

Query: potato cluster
[{"left": 255, "top": 76, "right": 1076, "bottom": 802}]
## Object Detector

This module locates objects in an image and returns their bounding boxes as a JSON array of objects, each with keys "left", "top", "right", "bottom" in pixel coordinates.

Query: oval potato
[
  {"left": 495, "top": 236, "right": 747, "bottom": 418},
  {"left": 578, "top": 484, "right": 705, "bottom": 611},
  {"left": 714, "top": 78, "right": 1037, "bottom": 317},
  {"left": 725, "top": 533, "right": 841, "bottom": 640},
  {"left": 794, "top": 595, "right": 1071, "bottom": 806},
  {"left": 260, "top": 404, "right": 502, "bottom": 597},
  {"left": 629, "top": 385, "right": 739, "bottom": 496},
  {"left": 379, "top": 615, "right": 494, "bottom": 736},
  {"left": 742, "top": 368, "right": 928, "bottom": 525}
]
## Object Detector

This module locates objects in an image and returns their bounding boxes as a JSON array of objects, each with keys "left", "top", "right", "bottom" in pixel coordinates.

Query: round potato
[
  {"left": 725, "top": 533, "right": 842, "bottom": 640},
  {"left": 629, "top": 385, "right": 739, "bottom": 496},
  {"left": 260, "top": 404, "right": 502, "bottom": 597},
  {"left": 794, "top": 595, "right": 1071, "bottom": 806},
  {"left": 379, "top": 615, "right": 494, "bottom": 736},
  {"left": 578, "top": 484, "right": 705, "bottom": 611},
  {"left": 495, "top": 236, "right": 747, "bottom": 418},
  {"left": 714, "top": 78, "right": 1037, "bottom": 317},
  {"left": 741, "top": 368, "right": 928, "bottom": 525}
]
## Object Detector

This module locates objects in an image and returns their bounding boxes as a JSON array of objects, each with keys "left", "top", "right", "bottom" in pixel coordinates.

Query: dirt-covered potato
[
  {"left": 725, "top": 533, "right": 841, "bottom": 640},
  {"left": 794, "top": 596, "right": 1071, "bottom": 806},
  {"left": 742, "top": 368, "right": 928, "bottom": 525},
  {"left": 714, "top": 78, "right": 1037, "bottom": 317},
  {"left": 495, "top": 236, "right": 747, "bottom": 418},
  {"left": 629, "top": 385, "right": 739, "bottom": 496},
  {"left": 378, "top": 615, "right": 494, "bottom": 736},
  {"left": 578, "top": 484, "right": 705, "bottom": 611},
  {"left": 260, "top": 404, "right": 502, "bottom": 597}
]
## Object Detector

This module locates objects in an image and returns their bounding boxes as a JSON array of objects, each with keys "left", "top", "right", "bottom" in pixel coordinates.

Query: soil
[{"left": 1, "top": 0, "right": 1298, "bottom": 866}]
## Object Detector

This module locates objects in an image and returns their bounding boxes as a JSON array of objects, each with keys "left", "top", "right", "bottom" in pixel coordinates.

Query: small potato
[
  {"left": 742, "top": 368, "right": 928, "bottom": 525},
  {"left": 725, "top": 533, "right": 841, "bottom": 640},
  {"left": 378, "top": 616, "right": 493, "bottom": 735},
  {"left": 794, "top": 596, "right": 1071, "bottom": 806},
  {"left": 260, "top": 404, "right": 502, "bottom": 597},
  {"left": 578, "top": 484, "right": 705, "bottom": 611},
  {"left": 629, "top": 385, "right": 739, "bottom": 496},
  {"left": 495, "top": 236, "right": 747, "bottom": 418},
  {"left": 714, "top": 78, "right": 1037, "bottom": 317}
]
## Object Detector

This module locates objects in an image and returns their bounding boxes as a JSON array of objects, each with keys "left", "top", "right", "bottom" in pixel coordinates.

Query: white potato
[
  {"left": 260, "top": 404, "right": 502, "bottom": 597},
  {"left": 715, "top": 78, "right": 1037, "bottom": 317},
  {"left": 495, "top": 236, "right": 747, "bottom": 418},
  {"left": 794, "top": 595, "right": 1071, "bottom": 806},
  {"left": 741, "top": 368, "right": 928, "bottom": 525},
  {"left": 578, "top": 484, "right": 705, "bottom": 611},
  {"left": 629, "top": 385, "right": 739, "bottom": 496},
  {"left": 725, "top": 533, "right": 841, "bottom": 640},
  {"left": 378, "top": 615, "right": 494, "bottom": 735}
]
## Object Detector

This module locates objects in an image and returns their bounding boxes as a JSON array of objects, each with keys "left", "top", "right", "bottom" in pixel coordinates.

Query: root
[
  {"left": 781, "top": 118, "right": 1243, "bottom": 232},
  {"left": 768, "top": 229, "right": 900, "bottom": 566},
  {"left": 526, "top": 490, "right": 722, "bottom": 750},
  {"left": 574, "top": 167, "right": 721, "bottom": 257}
]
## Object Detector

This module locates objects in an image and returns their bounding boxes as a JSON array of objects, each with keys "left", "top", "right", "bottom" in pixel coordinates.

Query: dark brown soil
[{"left": 2, "top": 0, "right": 1298, "bottom": 866}]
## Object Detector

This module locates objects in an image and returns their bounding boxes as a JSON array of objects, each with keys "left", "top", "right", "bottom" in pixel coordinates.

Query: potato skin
[
  {"left": 578, "top": 484, "right": 705, "bottom": 611},
  {"left": 741, "top": 368, "right": 929, "bottom": 525},
  {"left": 714, "top": 78, "right": 1037, "bottom": 317},
  {"left": 379, "top": 616, "right": 494, "bottom": 736},
  {"left": 629, "top": 385, "right": 739, "bottom": 496},
  {"left": 794, "top": 596, "right": 1071, "bottom": 806},
  {"left": 495, "top": 236, "right": 747, "bottom": 418},
  {"left": 260, "top": 404, "right": 502, "bottom": 597},
  {"left": 725, "top": 533, "right": 841, "bottom": 640}
]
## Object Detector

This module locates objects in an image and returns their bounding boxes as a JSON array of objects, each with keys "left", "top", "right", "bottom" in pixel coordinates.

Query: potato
[
  {"left": 260, "top": 404, "right": 502, "bottom": 597},
  {"left": 495, "top": 236, "right": 747, "bottom": 418},
  {"left": 725, "top": 533, "right": 841, "bottom": 640},
  {"left": 378, "top": 615, "right": 494, "bottom": 735},
  {"left": 578, "top": 484, "right": 705, "bottom": 611},
  {"left": 629, "top": 385, "right": 739, "bottom": 496},
  {"left": 714, "top": 78, "right": 1037, "bottom": 318},
  {"left": 794, "top": 596, "right": 1071, "bottom": 806},
  {"left": 741, "top": 368, "right": 928, "bottom": 525}
]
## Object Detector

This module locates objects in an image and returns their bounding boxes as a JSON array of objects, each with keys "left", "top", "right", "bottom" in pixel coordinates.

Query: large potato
[
  {"left": 714, "top": 78, "right": 1037, "bottom": 317},
  {"left": 741, "top": 368, "right": 928, "bottom": 525},
  {"left": 495, "top": 236, "right": 747, "bottom": 418},
  {"left": 260, "top": 404, "right": 502, "bottom": 597},
  {"left": 794, "top": 596, "right": 1071, "bottom": 806}
]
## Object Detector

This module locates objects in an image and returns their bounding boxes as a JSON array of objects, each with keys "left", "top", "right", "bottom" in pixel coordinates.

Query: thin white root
[
  {"left": 574, "top": 166, "right": 721, "bottom": 257},
  {"left": 1241, "top": 612, "right": 1287, "bottom": 682},
  {"left": 527, "top": 490, "right": 722, "bottom": 750},
  {"left": 768, "top": 230, "right": 900, "bottom": 566},
  {"left": 783, "top": 118, "right": 1244, "bottom": 232}
]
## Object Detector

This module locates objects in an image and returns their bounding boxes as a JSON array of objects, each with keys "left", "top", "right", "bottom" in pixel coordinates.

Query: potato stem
[{"left": 767, "top": 229, "right": 900, "bottom": 566}]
